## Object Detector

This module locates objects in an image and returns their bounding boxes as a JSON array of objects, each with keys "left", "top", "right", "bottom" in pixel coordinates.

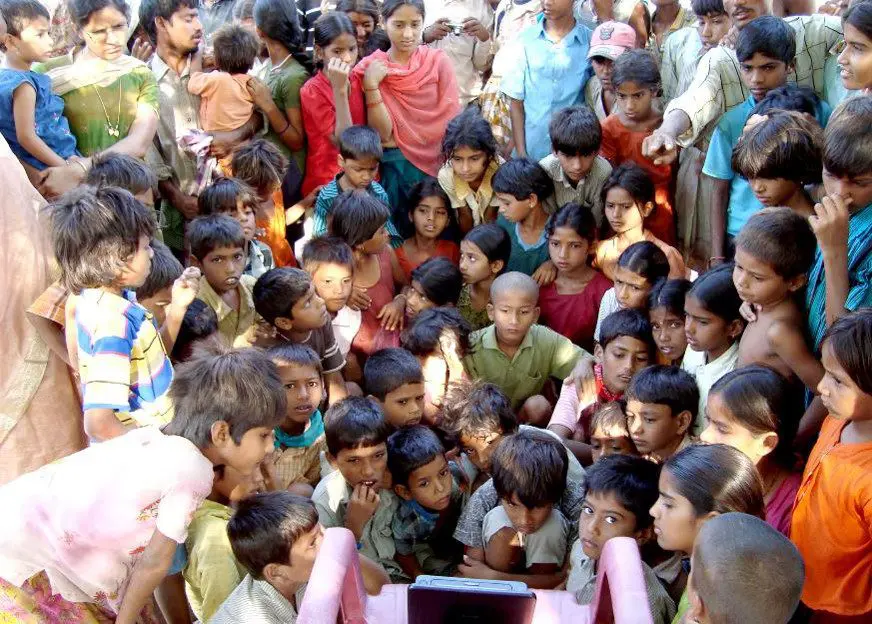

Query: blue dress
[{"left": 0, "top": 69, "right": 78, "bottom": 169}]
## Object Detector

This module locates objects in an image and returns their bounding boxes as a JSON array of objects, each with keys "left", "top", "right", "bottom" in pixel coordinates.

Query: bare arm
[
  {"left": 84, "top": 408, "right": 130, "bottom": 441},
  {"left": 115, "top": 530, "right": 177, "bottom": 624},
  {"left": 811, "top": 195, "right": 852, "bottom": 326},
  {"left": 708, "top": 176, "right": 730, "bottom": 263},
  {"left": 104, "top": 107, "right": 159, "bottom": 159},
  {"left": 13, "top": 84, "right": 67, "bottom": 167},
  {"left": 459, "top": 550, "right": 564, "bottom": 589},
  {"left": 395, "top": 552, "right": 425, "bottom": 581},
  {"left": 325, "top": 371, "right": 349, "bottom": 405},
  {"left": 509, "top": 98, "right": 526, "bottom": 158},
  {"left": 248, "top": 77, "right": 305, "bottom": 151},
  {"left": 458, "top": 205, "right": 475, "bottom": 234},
  {"left": 363, "top": 61, "right": 393, "bottom": 144},
  {"left": 768, "top": 322, "right": 825, "bottom": 393},
  {"left": 359, "top": 553, "right": 391, "bottom": 595},
  {"left": 547, "top": 425, "right": 593, "bottom": 466},
  {"left": 27, "top": 313, "right": 72, "bottom": 367},
  {"left": 325, "top": 58, "right": 354, "bottom": 143}
]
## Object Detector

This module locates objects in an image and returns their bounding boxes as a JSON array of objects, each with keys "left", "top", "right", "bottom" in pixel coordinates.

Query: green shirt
[
  {"left": 464, "top": 324, "right": 586, "bottom": 410},
  {"left": 265, "top": 55, "right": 308, "bottom": 173}
]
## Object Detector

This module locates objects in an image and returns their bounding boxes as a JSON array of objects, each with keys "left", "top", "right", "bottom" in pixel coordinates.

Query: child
[
  {"left": 594, "top": 163, "right": 685, "bottom": 282},
  {"left": 539, "top": 202, "right": 611, "bottom": 352},
  {"left": 0, "top": 0, "right": 78, "bottom": 169},
  {"left": 686, "top": 513, "right": 805, "bottom": 624},
  {"left": 198, "top": 177, "right": 276, "bottom": 278},
  {"left": 648, "top": 278, "right": 691, "bottom": 366},
  {"left": 396, "top": 178, "right": 459, "bottom": 280},
  {"left": 791, "top": 310, "right": 872, "bottom": 620},
  {"left": 733, "top": 208, "right": 824, "bottom": 391},
  {"left": 253, "top": 267, "right": 348, "bottom": 405},
  {"left": 647, "top": 0, "right": 696, "bottom": 61},
  {"left": 464, "top": 272, "right": 585, "bottom": 425},
  {"left": 600, "top": 50, "right": 676, "bottom": 246},
  {"left": 457, "top": 223, "right": 511, "bottom": 331},
  {"left": 336, "top": 0, "right": 379, "bottom": 51},
  {"left": 540, "top": 106, "right": 613, "bottom": 223},
  {"left": 171, "top": 299, "right": 220, "bottom": 363},
  {"left": 839, "top": 1, "right": 872, "bottom": 93},
  {"left": 625, "top": 365, "right": 697, "bottom": 463},
  {"left": 567, "top": 455, "right": 675, "bottom": 623},
  {"left": 364, "top": 347, "right": 426, "bottom": 429},
  {"left": 502, "top": 0, "right": 593, "bottom": 162},
  {"left": 701, "top": 366, "right": 802, "bottom": 536},
  {"left": 135, "top": 239, "right": 183, "bottom": 328},
  {"left": 406, "top": 257, "right": 464, "bottom": 320},
  {"left": 312, "top": 396, "right": 404, "bottom": 580},
  {"left": 388, "top": 425, "right": 465, "bottom": 578},
  {"left": 0, "top": 348, "right": 287, "bottom": 621},
  {"left": 583, "top": 23, "right": 636, "bottom": 121},
  {"left": 589, "top": 402, "right": 636, "bottom": 463},
  {"left": 189, "top": 214, "right": 258, "bottom": 348},
  {"left": 268, "top": 343, "right": 328, "bottom": 491},
  {"left": 682, "top": 263, "right": 745, "bottom": 428},
  {"left": 438, "top": 107, "right": 504, "bottom": 232},
  {"left": 492, "top": 158, "right": 555, "bottom": 280}
]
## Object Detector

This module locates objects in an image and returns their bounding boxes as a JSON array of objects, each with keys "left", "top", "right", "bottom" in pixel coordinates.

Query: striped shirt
[
  {"left": 74, "top": 289, "right": 173, "bottom": 427},
  {"left": 313, "top": 176, "right": 402, "bottom": 247},
  {"left": 211, "top": 575, "right": 306, "bottom": 624}
]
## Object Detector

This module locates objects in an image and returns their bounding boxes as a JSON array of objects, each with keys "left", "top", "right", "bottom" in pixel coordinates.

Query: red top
[
  {"left": 395, "top": 240, "right": 461, "bottom": 282},
  {"left": 300, "top": 71, "right": 366, "bottom": 196},
  {"left": 599, "top": 115, "right": 676, "bottom": 246},
  {"left": 351, "top": 250, "right": 399, "bottom": 357},
  {"left": 538, "top": 272, "right": 612, "bottom": 352},
  {"left": 765, "top": 471, "right": 801, "bottom": 536}
]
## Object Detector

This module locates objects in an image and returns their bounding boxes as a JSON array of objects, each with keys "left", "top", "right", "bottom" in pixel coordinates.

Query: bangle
[
  {"left": 277, "top": 122, "right": 290, "bottom": 134},
  {"left": 72, "top": 159, "right": 88, "bottom": 174},
  {"left": 365, "top": 86, "right": 380, "bottom": 92},
  {"left": 366, "top": 99, "right": 383, "bottom": 108}
]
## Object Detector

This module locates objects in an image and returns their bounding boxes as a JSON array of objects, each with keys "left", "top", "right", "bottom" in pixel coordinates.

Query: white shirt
[{"left": 681, "top": 341, "right": 740, "bottom": 434}]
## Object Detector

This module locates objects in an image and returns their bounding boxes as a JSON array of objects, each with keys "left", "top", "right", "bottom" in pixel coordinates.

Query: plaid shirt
[
  {"left": 392, "top": 465, "right": 465, "bottom": 556},
  {"left": 271, "top": 411, "right": 326, "bottom": 489}
]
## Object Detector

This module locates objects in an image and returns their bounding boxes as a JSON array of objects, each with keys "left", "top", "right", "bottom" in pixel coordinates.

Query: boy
[
  {"left": 312, "top": 396, "right": 404, "bottom": 580},
  {"left": 625, "top": 365, "right": 697, "bottom": 462},
  {"left": 268, "top": 343, "right": 327, "bottom": 491},
  {"left": 502, "top": 0, "right": 593, "bottom": 162},
  {"left": 539, "top": 106, "right": 613, "bottom": 224},
  {"left": 189, "top": 214, "right": 258, "bottom": 347},
  {"left": 687, "top": 513, "right": 804, "bottom": 624},
  {"left": 388, "top": 425, "right": 465, "bottom": 579},
  {"left": 364, "top": 347, "right": 426, "bottom": 429},
  {"left": 465, "top": 272, "right": 589, "bottom": 426},
  {"left": 254, "top": 267, "right": 348, "bottom": 405},
  {"left": 584, "top": 21, "right": 635, "bottom": 122},
  {"left": 567, "top": 455, "right": 675, "bottom": 623},
  {"left": 589, "top": 402, "right": 636, "bottom": 463}
]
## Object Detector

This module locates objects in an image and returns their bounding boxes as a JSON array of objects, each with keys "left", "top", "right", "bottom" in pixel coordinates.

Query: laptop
[{"left": 408, "top": 575, "right": 537, "bottom": 624}]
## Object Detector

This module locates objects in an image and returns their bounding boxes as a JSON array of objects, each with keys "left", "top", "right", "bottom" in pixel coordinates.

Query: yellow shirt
[{"left": 196, "top": 274, "right": 258, "bottom": 347}]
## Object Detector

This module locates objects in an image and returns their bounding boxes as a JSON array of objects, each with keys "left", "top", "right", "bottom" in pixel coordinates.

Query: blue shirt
[
  {"left": 501, "top": 15, "right": 593, "bottom": 162},
  {"left": 313, "top": 174, "right": 402, "bottom": 247}
]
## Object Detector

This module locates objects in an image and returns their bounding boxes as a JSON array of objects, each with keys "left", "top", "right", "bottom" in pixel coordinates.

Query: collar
[
  {"left": 594, "top": 364, "right": 623, "bottom": 402},
  {"left": 405, "top": 499, "right": 440, "bottom": 523},
  {"left": 453, "top": 159, "right": 499, "bottom": 203},
  {"left": 150, "top": 52, "right": 192, "bottom": 82},
  {"left": 535, "top": 14, "right": 584, "bottom": 45},
  {"left": 480, "top": 324, "right": 536, "bottom": 356},
  {"left": 274, "top": 410, "right": 324, "bottom": 449},
  {"left": 553, "top": 161, "right": 586, "bottom": 189},
  {"left": 270, "top": 54, "right": 295, "bottom": 74},
  {"left": 198, "top": 276, "right": 251, "bottom": 322}
]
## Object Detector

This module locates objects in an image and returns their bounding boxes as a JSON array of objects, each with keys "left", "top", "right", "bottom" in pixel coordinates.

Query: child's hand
[
  {"left": 377, "top": 297, "right": 405, "bottom": 331},
  {"left": 457, "top": 555, "right": 499, "bottom": 580},
  {"left": 532, "top": 260, "right": 557, "bottom": 286},
  {"left": 348, "top": 287, "right": 372, "bottom": 311},
  {"left": 810, "top": 194, "right": 850, "bottom": 257},
  {"left": 346, "top": 484, "right": 380, "bottom": 540},
  {"left": 326, "top": 57, "right": 352, "bottom": 92},
  {"left": 739, "top": 301, "right": 760, "bottom": 324},
  {"left": 302, "top": 185, "right": 324, "bottom": 209},
  {"left": 439, "top": 331, "right": 467, "bottom": 380},
  {"left": 247, "top": 77, "right": 277, "bottom": 113},
  {"left": 462, "top": 17, "right": 490, "bottom": 42},
  {"left": 130, "top": 35, "right": 154, "bottom": 62},
  {"left": 170, "top": 266, "right": 201, "bottom": 309},
  {"left": 565, "top": 354, "right": 597, "bottom": 408},
  {"left": 363, "top": 60, "right": 389, "bottom": 90}
]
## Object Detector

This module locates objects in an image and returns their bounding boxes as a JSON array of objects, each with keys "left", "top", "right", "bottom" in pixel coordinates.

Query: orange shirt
[
  {"left": 791, "top": 416, "right": 872, "bottom": 615},
  {"left": 255, "top": 190, "right": 296, "bottom": 268}
]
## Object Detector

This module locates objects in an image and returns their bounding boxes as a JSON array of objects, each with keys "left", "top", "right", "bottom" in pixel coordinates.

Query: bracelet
[
  {"left": 366, "top": 99, "right": 383, "bottom": 108},
  {"left": 277, "top": 122, "right": 290, "bottom": 134},
  {"left": 72, "top": 159, "right": 88, "bottom": 174},
  {"left": 364, "top": 87, "right": 380, "bottom": 92}
]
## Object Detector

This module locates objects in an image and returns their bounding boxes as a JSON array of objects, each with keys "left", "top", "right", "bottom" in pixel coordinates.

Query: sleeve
[
  {"left": 277, "top": 67, "right": 308, "bottom": 111},
  {"left": 135, "top": 67, "right": 160, "bottom": 114},
  {"left": 319, "top": 324, "right": 346, "bottom": 374},
  {"left": 301, "top": 80, "right": 335, "bottom": 140},
  {"left": 660, "top": 36, "right": 681, "bottom": 104},
  {"left": 187, "top": 519, "right": 245, "bottom": 622},
  {"left": 472, "top": 9, "right": 495, "bottom": 73},
  {"left": 80, "top": 313, "right": 135, "bottom": 412},
  {"left": 845, "top": 254, "right": 872, "bottom": 312},
  {"left": 391, "top": 513, "right": 416, "bottom": 556},
  {"left": 663, "top": 46, "right": 728, "bottom": 147},
  {"left": 187, "top": 71, "right": 214, "bottom": 97},
  {"left": 155, "top": 446, "right": 213, "bottom": 543},
  {"left": 701, "top": 121, "right": 735, "bottom": 180},
  {"left": 453, "top": 480, "right": 498, "bottom": 548},
  {"left": 499, "top": 40, "right": 528, "bottom": 101},
  {"left": 545, "top": 327, "right": 585, "bottom": 380},
  {"left": 548, "top": 381, "right": 581, "bottom": 432}
]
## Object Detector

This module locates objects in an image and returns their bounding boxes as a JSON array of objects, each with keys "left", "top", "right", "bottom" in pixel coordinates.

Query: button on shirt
[
  {"left": 540, "top": 153, "right": 612, "bottom": 225},
  {"left": 501, "top": 15, "right": 593, "bottom": 161}
]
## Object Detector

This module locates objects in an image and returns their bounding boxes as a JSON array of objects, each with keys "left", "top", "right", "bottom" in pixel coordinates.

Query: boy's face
[
  {"left": 590, "top": 57, "right": 616, "bottom": 91},
  {"left": 213, "top": 462, "right": 266, "bottom": 504},
  {"left": 272, "top": 522, "right": 325, "bottom": 586},
  {"left": 595, "top": 336, "right": 651, "bottom": 394},
  {"left": 395, "top": 453, "right": 454, "bottom": 511},
  {"left": 615, "top": 81, "right": 656, "bottom": 123},
  {"left": 196, "top": 245, "right": 245, "bottom": 295},
  {"left": 739, "top": 52, "right": 790, "bottom": 102},
  {"left": 311, "top": 262, "right": 354, "bottom": 314},
  {"left": 233, "top": 200, "right": 257, "bottom": 241},
  {"left": 275, "top": 361, "right": 324, "bottom": 426},
  {"left": 287, "top": 284, "right": 330, "bottom": 331},
  {"left": 590, "top": 424, "right": 637, "bottom": 463},
  {"left": 747, "top": 176, "right": 798, "bottom": 208},
  {"left": 614, "top": 266, "right": 651, "bottom": 310},
  {"left": 138, "top": 285, "right": 173, "bottom": 326},
  {"left": 332, "top": 442, "right": 388, "bottom": 491},
  {"left": 162, "top": 6, "right": 203, "bottom": 55},
  {"left": 217, "top": 425, "right": 276, "bottom": 476},
  {"left": 579, "top": 490, "right": 644, "bottom": 560},
  {"left": 406, "top": 280, "right": 435, "bottom": 319},
  {"left": 818, "top": 340, "right": 872, "bottom": 422},
  {"left": 487, "top": 290, "right": 540, "bottom": 349},
  {"left": 733, "top": 247, "right": 803, "bottom": 309},
  {"left": 120, "top": 235, "right": 154, "bottom": 289},
  {"left": 411, "top": 195, "right": 450, "bottom": 241},
  {"left": 723, "top": 0, "right": 766, "bottom": 29},
  {"left": 542, "top": 0, "right": 574, "bottom": 21},
  {"left": 822, "top": 168, "right": 872, "bottom": 211},
  {"left": 697, "top": 13, "right": 730, "bottom": 50},
  {"left": 626, "top": 399, "right": 689, "bottom": 457},
  {"left": 501, "top": 493, "right": 553, "bottom": 535},
  {"left": 459, "top": 430, "right": 502, "bottom": 473},
  {"left": 556, "top": 151, "right": 597, "bottom": 185},
  {"left": 380, "top": 381, "right": 426, "bottom": 428},
  {"left": 7, "top": 16, "right": 53, "bottom": 62},
  {"left": 496, "top": 192, "right": 535, "bottom": 223},
  {"left": 650, "top": 306, "right": 687, "bottom": 363},
  {"left": 338, "top": 155, "right": 379, "bottom": 189}
]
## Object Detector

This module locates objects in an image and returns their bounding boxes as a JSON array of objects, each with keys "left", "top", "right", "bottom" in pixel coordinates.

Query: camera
[{"left": 446, "top": 21, "right": 464, "bottom": 35}]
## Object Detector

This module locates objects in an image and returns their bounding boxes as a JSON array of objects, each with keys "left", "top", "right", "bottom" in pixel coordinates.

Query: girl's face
[
  {"left": 700, "top": 392, "right": 774, "bottom": 465},
  {"left": 650, "top": 306, "right": 687, "bottom": 363},
  {"left": 450, "top": 146, "right": 489, "bottom": 185},
  {"left": 614, "top": 266, "right": 651, "bottom": 309},
  {"left": 411, "top": 194, "right": 449, "bottom": 240},
  {"left": 839, "top": 22, "right": 872, "bottom": 91},
  {"left": 684, "top": 295, "right": 737, "bottom": 357},
  {"left": 747, "top": 176, "right": 799, "bottom": 208},
  {"left": 818, "top": 340, "right": 872, "bottom": 421},
  {"left": 80, "top": 5, "right": 128, "bottom": 61},
  {"left": 406, "top": 279, "right": 435, "bottom": 318},
  {"left": 459, "top": 240, "right": 498, "bottom": 285},
  {"left": 317, "top": 31, "right": 358, "bottom": 66},
  {"left": 235, "top": 200, "right": 257, "bottom": 240},
  {"left": 650, "top": 468, "right": 707, "bottom": 554},
  {"left": 615, "top": 80, "right": 657, "bottom": 122},
  {"left": 358, "top": 224, "right": 390, "bottom": 255},
  {"left": 384, "top": 4, "right": 423, "bottom": 55},
  {"left": 548, "top": 226, "right": 591, "bottom": 274},
  {"left": 347, "top": 11, "right": 376, "bottom": 49},
  {"left": 604, "top": 187, "right": 647, "bottom": 234}
]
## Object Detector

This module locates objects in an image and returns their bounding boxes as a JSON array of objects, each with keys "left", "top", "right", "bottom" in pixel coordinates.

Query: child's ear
[
  {"left": 634, "top": 525, "right": 654, "bottom": 547},
  {"left": 337, "top": 154, "right": 345, "bottom": 170},
  {"left": 641, "top": 201, "right": 655, "bottom": 218},
  {"left": 326, "top": 452, "right": 338, "bottom": 468},
  {"left": 761, "top": 431, "right": 779, "bottom": 455},
  {"left": 686, "top": 577, "right": 708, "bottom": 624},
  {"left": 263, "top": 562, "right": 292, "bottom": 587},
  {"left": 676, "top": 410, "right": 693, "bottom": 437},
  {"left": 209, "top": 420, "right": 232, "bottom": 448},
  {"left": 532, "top": 306, "right": 541, "bottom": 324},
  {"left": 593, "top": 343, "right": 604, "bottom": 363},
  {"left": 394, "top": 483, "right": 413, "bottom": 501},
  {"left": 190, "top": 256, "right": 203, "bottom": 270},
  {"left": 527, "top": 193, "right": 539, "bottom": 209},
  {"left": 787, "top": 273, "right": 807, "bottom": 293},
  {"left": 726, "top": 318, "right": 745, "bottom": 340},
  {"left": 490, "top": 259, "right": 505, "bottom": 276},
  {"left": 274, "top": 316, "right": 294, "bottom": 331},
  {"left": 486, "top": 302, "right": 495, "bottom": 322}
]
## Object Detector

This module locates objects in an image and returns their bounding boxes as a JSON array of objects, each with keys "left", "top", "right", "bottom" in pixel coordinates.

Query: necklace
[{"left": 93, "top": 82, "right": 123, "bottom": 138}]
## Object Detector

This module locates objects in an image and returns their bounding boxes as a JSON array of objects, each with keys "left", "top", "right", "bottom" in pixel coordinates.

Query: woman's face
[
  {"left": 80, "top": 5, "right": 129, "bottom": 60},
  {"left": 318, "top": 32, "right": 358, "bottom": 67},
  {"left": 384, "top": 4, "right": 423, "bottom": 56},
  {"left": 650, "top": 468, "right": 706, "bottom": 554},
  {"left": 839, "top": 22, "right": 872, "bottom": 91},
  {"left": 347, "top": 11, "right": 376, "bottom": 49}
]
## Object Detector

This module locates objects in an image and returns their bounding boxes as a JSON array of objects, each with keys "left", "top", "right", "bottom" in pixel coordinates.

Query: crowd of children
[{"left": 2, "top": 0, "right": 872, "bottom": 621}]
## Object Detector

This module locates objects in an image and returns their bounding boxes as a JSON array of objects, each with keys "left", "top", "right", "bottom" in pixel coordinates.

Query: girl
[
  {"left": 300, "top": 12, "right": 366, "bottom": 195},
  {"left": 395, "top": 178, "right": 460, "bottom": 281},
  {"left": 405, "top": 257, "right": 464, "bottom": 320},
  {"left": 701, "top": 366, "right": 803, "bottom": 536},
  {"left": 600, "top": 50, "right": 676, "bottom": 246},
  {"left": 839, "top": 1, "right": 872, "bottom": 93},
  {"left": 438, "top": 100, "right": 504, "bottom": 233},
  {"left": 594, "top": 163, "right": 685, "bottom": 282},
  {"left": 594, "top": 241, "right": 671, "bottom": 343},
  {"left": 539, "top": 202, "right": 612, "bottom": 352},
  {"left": 336, "top": 0, "right": 380, "bottom": 51},
  {"left": 457, "top": 223, "right": 510, "bottom": 331},
  {"left": 354, "top": 0, "right": 461, "bottom": 237},
  {"left": 681, "top": 263, "right": 745, "bottom": 432},
  {"left": 648, "top": 278, "right": 691, "bottom": 365},
  {"left": 650, "top": 443, "right": 765, "bottom": 622}
]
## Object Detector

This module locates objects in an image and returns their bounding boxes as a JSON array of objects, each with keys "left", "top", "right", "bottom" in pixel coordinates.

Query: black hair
[
  {"left": 844, "top": 0, "right": 872, "bottom": 41},
  {"left": 324, "top": 396, "right": 391, "bottom": 455},
  {"left": 362, "top": 27, "right": 390, "bottom": 54},
  {"left": 387, "top": 425, "right": 445, "bottom": 486},
  {"left": 400, "top": 306, "right": 472, "bottom": 357},
  {"left": 735, "top": 207, "right": 816, "bottom": 279},
  {"left": 187, "top": 214, "right": 245, "bottom": 261},
  {"left": 231, "top": 139, "right": 288, "bottom": 197},
  {"left": 617, "top": 241, "right": 670, "bottom": 285},
  {"left": 600, "top": 162, "right": 656, "bottom": 208},
  {"left": 649, "top": 278, "right": 692, "bottom": 317},
  {"left": 441, "top": 107, "right": 498, "bottom": 164},
  {"left": 301, "top": 236, "right": 355, "bottom": 273},
  {"left": 339, "top": 125, "right": 383, "bottom": 161},
  {"left": 627, "top": 365, "right": 700, "bottom": 419},
  {"left": 268, "top": 342, "right": 323, "bottom": 373},
  {"left": 585, "top": 454, "right": 661, "bottom": 530},
  {"left": 69, "top": 0, "right": 129, "bottom": 28},
  {"left": 687, "top": 263, "right": 743, "bottom": 324},
  {"left": 329, "top": 190, "right": 390, "bottom": 248},
  {"left": 364, "top": 347, "right": 424, "bottom": 400},
  {"left": 823, "top": 95, "right": 872, "bottom": 180},
  {"left": 491, "top": 158, "right": 554, "bottom": 202},
  {"left": 227, "top": 492, "right": 319, "bottom": 579},
  {"left": 232, "top": 0, "right": 255, "bottom": 22},
  {"left": 138, "top": 0, "right": 197, "bottom": 43},
  {"left": 198, "top": 177, "right": 260, "bottom": 216},
  {"left": 253, "top": 0, "right": 302, "bottom": 52},
  {"left": 735, "top": 15, "right": 796, "bottom": 65},
  {"left": 599, "top": 308, "right": 656, "bottom": 358},
  {"left": 749, "top": 85, "right": 821, "bottom": 119},
  {"left": 171, "top": 299, "right": 219, "bottom": 361},
  {"left": 380, "top": 0, "right": 424, "bottom": 21},
  {"left": 253, "top": 267, "right": 312, "bottom": 324},
  {"left": 822, "top": 308, "right": 872, "bottom": 396},
  {"left": 136, "top": 239, "right": 182, "bottom": 300},
  {"left": 336, "top": 0, "right": 379, "bottom": 22},
  {"left": 1, "top": 0, "right": 48, "bottom": 39},
  {"left": 213, "top": 23, "right": 259, "bottom": 74},
  {"left": 85, "top": 152, "right": 157, "bottom": 196},
  {"left": 441, "top": 379, "right": 518, "bottom": 438},
  {"left": 691, "top": 0, "right": 725, "bottom": 16},
  {"left": 492, "top": 429, "right": 568, "bottom": 508},
  {"left": 313, "top": 11, "right": 356, "bottom": 54},
  {"left": 546, "top": 202, "right": 597, "bottom": 243},
  {"left": 549, "top": 106, "right": 602, "bottom": 156},
  {"left": 411, "top": 257, "right": 464, "bottom": 307},
  {"left": 406, "top": 177, "right": 453, "bottom": 226},
  {"left": 612, "top": 49, "right": 661, "bottom": 92},
  {"left": 462, "top": 223, "right": 511, "bottom": 273}
]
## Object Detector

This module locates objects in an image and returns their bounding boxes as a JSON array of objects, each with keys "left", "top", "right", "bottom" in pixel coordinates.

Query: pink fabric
[
  {"left": 351, "top": 250, "right": 399, "bottom": 357},
  {"left": 549, "top": 380, "right": 582, "bottom": 432},
  {"left": 538, "top": 272, "right": 613, "bottom": 352},
  {"left": 766, "top": 472, "right": 801, "bottom": 537},
  {"left": 354, "top": 47, "right": 460, "bottom": 176}
]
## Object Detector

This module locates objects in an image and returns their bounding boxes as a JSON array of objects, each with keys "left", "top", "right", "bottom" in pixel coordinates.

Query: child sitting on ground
[
  {"left": 388, "top": 425, "right": 466, "bottom": 579},
  {"left": 396, "top": 178, "right": 459, "bottom": 280},
  {"left": 458, "top": 223, "right": 511, "bottom": 331},
  {"left": 589, "top": 402, "right": 636, "bottom": 463},
  {"left": 406, "top": 257, "right": 464, "bottom": 321},
  {"left": 626, "top": 365, "right": 697, "bottom": 463},
  {"left": 364, "top": 347, "right": 426, "bottom": 429}
]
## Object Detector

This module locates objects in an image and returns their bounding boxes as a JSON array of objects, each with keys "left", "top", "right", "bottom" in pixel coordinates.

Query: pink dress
[
  {"left": 766, "top": 472, "right": 802, "bottom": 536},
  {"left": 351, "top": 250, "right": 398, "bottom": 357}
]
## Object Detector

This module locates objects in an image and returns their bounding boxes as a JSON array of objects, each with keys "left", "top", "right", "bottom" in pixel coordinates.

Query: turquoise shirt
[{"left": 497, "top": 214, "right": 550, "bottom": 276}]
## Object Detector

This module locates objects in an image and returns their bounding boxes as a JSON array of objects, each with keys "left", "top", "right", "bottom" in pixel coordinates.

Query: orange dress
[
  {"left": 395, "top": 240, "right": 460, "bottom": 282},
  {"left": 255, "top": 189, "right": 296, "bottom": 268}
]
